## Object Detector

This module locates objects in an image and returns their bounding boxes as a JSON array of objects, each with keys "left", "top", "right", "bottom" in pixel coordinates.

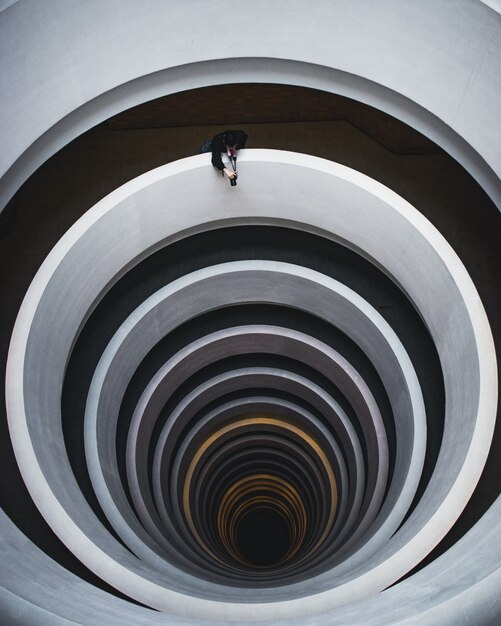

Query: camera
[{"left": 230, "top": 174, "right": 237, "bottom": 187}]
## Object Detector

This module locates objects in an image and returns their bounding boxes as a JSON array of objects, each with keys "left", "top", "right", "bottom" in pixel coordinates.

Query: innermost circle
[{"left": 235, "top": 508, "right": 292, "bottom": 567}]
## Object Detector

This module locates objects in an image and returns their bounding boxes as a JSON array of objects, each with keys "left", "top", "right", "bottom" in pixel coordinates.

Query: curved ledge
[{"left": 5, "top": 150, "right": 496, "bottom": 620}]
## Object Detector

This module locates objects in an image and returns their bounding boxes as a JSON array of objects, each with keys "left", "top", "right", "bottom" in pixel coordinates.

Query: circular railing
[{"left": 4, "top": 150, "right": 496, "bottom": 623}]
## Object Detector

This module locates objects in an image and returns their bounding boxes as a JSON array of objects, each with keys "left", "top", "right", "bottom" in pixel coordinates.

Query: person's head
[{"left": 223, "top": 131, "right": 237, "bottom": 149}]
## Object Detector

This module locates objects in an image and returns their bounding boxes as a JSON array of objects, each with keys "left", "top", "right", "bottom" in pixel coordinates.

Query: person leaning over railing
[{"left": 199, "top": 129, "right": 248, "bottom": 181}]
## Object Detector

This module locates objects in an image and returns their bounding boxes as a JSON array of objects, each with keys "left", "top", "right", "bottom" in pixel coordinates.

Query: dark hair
[{"left": 223, "top": 131, "right": 237, "bottom": 147}]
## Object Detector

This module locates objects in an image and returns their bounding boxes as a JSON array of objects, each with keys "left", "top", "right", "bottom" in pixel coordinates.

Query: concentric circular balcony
[
  {"left": 1, "top": 2, "right": 500, "bottom": 624},
  {"left": 3, "top": 149, "right": 498, "bottom": 623}
]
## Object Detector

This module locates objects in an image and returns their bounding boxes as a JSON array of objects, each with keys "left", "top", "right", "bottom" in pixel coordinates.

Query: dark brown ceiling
[{"left": 105, "top": 84, "right": 442, "bottom": 156}]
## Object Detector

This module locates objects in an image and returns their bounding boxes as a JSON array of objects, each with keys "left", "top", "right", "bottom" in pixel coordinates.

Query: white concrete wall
[{"left": 4, "top": 151, "right": 498, "bottom": 623}]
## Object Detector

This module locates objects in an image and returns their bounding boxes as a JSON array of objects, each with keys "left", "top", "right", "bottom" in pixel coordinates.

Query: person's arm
[
  {"left": 211, "top": 135, "right": 225, "bottom": 171},
  {"left": 211, "top": 135, "right": 237, "bottom": 179}
]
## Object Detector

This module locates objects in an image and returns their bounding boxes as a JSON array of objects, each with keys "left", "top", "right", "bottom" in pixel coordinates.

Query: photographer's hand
[{"left": 223, "top": 167, "right": 237, "bottom": 180}]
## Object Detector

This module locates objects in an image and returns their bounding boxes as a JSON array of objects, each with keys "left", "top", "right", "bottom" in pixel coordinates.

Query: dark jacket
[{"left": 211, "top": 130, "right": 248, "bottom": 171}]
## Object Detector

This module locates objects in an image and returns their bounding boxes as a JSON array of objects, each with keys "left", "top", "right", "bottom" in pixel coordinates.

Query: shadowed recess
[{"left": 236, "top": 508, "right": 292, "bottom": 567}]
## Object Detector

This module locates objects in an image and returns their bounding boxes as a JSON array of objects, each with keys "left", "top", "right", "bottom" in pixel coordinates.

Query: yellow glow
[{"left": 181, "top": 415, "right": 338, "bottom": 567}]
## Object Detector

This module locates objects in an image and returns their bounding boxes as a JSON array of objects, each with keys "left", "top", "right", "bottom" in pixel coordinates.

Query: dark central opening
[{"left": 235, "top": 508, "right": 292, "bottom": 567}]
